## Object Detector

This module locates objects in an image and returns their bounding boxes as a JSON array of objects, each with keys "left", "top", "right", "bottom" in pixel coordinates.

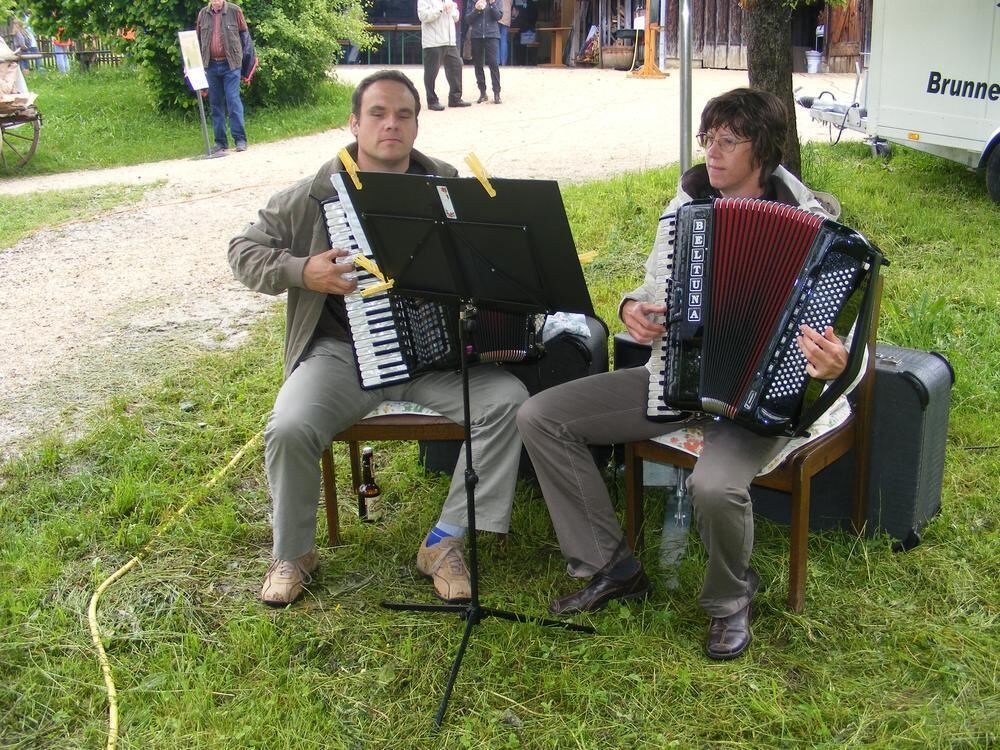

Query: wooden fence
[{"left": 1, "top": 33, "right": 126, "bottom": 72}]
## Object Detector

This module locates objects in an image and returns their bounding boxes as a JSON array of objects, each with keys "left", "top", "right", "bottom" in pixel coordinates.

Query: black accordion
[
  {"left": 647, "top": 198, "right": 886, "bottom": 436},
  {"left": 321, "top": 190, "right": 543, "bottom": 389}
]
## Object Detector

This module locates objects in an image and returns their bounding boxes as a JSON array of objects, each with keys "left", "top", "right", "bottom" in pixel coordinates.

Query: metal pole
[
  {"left": 659, "top": 0, "right": 667, "bottom": 69},
  {"left": 194, "top": 86, "right": 227, "bottom": 159},
  {"left": 195, "top": 90, "right": 213, "bottom": 157},
  {"left": 679, "top": 0, "right": 692, "bottom": 173}
]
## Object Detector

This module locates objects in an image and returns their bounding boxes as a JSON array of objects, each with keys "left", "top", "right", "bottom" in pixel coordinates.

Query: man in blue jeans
[{"left": 196, "top": 0, "right": 249, "bottom": 152}]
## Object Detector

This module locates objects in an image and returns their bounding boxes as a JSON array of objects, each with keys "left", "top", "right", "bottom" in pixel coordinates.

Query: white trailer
[{"left": 799, "top": 0, "right": 1000, "bottom": 203}]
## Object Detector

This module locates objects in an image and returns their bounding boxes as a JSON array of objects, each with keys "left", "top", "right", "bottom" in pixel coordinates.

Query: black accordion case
[{"left": 752, "top": 344, "right": 954, "bottom": 547}]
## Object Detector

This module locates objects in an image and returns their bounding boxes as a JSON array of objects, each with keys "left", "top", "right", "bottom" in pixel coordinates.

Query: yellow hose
[{"left": 87, "top": 430, "right": 263, "bottom": 750}]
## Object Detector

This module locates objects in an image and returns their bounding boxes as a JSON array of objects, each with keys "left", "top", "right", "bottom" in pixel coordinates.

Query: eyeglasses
[{"left": 696, "top": 132, "right": 751, "bottom": 153}]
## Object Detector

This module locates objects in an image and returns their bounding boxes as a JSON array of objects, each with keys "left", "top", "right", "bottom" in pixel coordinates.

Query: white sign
[{"left": 177, "top": 30, "right": 208, "bottom": 91}]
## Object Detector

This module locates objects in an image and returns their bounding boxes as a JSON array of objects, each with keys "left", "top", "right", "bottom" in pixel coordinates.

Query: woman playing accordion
[{"left": 517, "top": 88, "right": 879, "bottom": 661}]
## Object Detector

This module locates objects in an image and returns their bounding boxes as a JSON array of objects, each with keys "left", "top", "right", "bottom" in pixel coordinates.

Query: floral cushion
[
  {"left": 363, "top": 400, "right": 444, "bottom": 418},
  {"left": 650, "top": 395, "right": 853, "bottom": 476}
]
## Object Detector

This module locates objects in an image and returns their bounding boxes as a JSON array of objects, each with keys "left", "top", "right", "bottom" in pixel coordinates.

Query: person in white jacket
[
  {"left": 418, "top": 0, "right": 471, "bottom": 110},
  {"left": 518, "top": 88, "right": 852, "bottom": 661}
]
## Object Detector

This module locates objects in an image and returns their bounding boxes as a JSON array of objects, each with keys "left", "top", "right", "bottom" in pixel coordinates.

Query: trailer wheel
[{"left": 987, "top": 146, "right": 1000, "bottom": 205}]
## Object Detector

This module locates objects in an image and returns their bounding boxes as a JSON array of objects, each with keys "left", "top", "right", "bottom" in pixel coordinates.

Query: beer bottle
[{"left": 358, "top": 446, "right": 383, "bottom": 523}]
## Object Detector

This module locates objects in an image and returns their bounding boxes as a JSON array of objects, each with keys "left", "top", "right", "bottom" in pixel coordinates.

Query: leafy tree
[{"left": 26, "top": 0, "right": 375, "bottom": 111}]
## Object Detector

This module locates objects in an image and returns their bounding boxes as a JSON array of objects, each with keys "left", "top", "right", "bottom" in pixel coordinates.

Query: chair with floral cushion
[{"left": 622, "top": 278, "right": 882, "bottom": 612}]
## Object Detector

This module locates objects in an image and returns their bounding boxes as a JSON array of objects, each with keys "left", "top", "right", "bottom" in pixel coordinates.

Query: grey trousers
[
  {"left": 422, "top": 44, "right": 464, "bottom": 105},
  {"left": 266, "top": 337, "right": 529, "bottom": 560},
  {"left": 516, "top": 366, "right": 788, "bottom": 617}
]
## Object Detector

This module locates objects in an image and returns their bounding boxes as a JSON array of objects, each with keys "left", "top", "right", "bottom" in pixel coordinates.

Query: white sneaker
[{"left": 260, "top": 550, "right": 319, "bottom": 607}]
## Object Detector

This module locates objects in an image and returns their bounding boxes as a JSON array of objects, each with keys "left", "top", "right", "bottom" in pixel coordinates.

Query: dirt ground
[{"left": 0, "top": 65, "right": 862, "bottom": 458}]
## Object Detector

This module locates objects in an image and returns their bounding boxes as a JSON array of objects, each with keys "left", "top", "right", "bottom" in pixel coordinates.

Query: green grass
[
  {"left": 1, "top": 143, "right": 998, "bottom": 748},
  {"left": 0, "top": 183, "right": 159, "bottom": 248},
  {"left": 2, "top": 65, "right": 353, "bottom": 178}
]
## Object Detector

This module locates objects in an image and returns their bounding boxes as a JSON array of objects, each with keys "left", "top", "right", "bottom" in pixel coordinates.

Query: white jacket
[{"left": 418, "top": 0, "right": 460, "bottom": 48}]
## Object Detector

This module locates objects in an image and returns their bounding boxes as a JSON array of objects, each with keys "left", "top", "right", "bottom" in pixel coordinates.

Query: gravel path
[{"left": 0, "top": 66, "right": 860, "bottom": 458}]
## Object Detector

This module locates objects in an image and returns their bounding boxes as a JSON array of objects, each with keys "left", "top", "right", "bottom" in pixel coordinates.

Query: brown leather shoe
[
  {"left": 416, "top": 537, "right": 472, "bottom": 602},
  {"left": 705, "top": 601, "right": 752, "bottom": 660},
  {"left": 548, "top": 565, "right": 651, "bottom": 615},
  {"left": 260, "top": 550, "right": 318, "bottom": 607}
]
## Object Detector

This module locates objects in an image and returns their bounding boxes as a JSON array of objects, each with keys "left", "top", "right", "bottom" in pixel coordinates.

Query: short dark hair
[
  {"left": 699, "top": 87, "right": 787, "bottom": 181},
  {"left": 351, "top": 70, "right": 422, "bottom": 119}
]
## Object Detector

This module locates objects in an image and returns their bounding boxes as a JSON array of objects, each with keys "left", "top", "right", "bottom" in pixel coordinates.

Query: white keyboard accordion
[{"left": 320, "top": 189, "right": 543, "bottom": 389}]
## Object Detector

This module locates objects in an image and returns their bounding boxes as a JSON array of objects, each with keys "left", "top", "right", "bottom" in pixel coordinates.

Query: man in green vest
[{"left": 196, "top": 0, "right": 250, "bottom": 152}]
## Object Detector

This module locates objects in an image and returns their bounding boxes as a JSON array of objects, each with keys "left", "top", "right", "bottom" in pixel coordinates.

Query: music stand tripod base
[{"left": 379, "top": 308, "right": 593, "bottom": 730}]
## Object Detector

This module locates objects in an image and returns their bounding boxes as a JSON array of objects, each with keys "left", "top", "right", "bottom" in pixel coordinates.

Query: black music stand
[{"left": 333, "top": 172, "right": 597, "bottom": 727}]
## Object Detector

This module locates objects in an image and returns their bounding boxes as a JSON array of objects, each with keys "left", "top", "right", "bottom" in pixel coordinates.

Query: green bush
[
  {"left": 243, "top": 0, "right": 371, "bottom": 109},
  {"left": 27, "top": 0, "right": 374, "bottom": 111}
]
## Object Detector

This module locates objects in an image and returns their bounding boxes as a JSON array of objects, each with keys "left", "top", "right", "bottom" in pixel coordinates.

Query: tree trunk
[{"left": 745, "top": 0, "right": 800, "bottom": 178}]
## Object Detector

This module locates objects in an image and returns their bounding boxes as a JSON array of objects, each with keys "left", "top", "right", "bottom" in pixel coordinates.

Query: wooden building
[
  {"left": 821, "top": 0, "right": 873, "bottom": 74},
  {"left": 577, "top": 0, "right": 870, "bottom": 73},
  {"left": 356, "top": 0, "right": 871, "bottom": 71}
]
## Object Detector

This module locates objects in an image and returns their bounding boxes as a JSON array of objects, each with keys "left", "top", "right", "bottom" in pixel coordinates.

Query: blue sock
[{"left": 425, "top": 521, "right": 466, "bottom": 547}]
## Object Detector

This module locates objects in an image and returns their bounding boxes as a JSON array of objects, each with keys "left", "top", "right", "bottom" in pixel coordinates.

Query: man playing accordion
[
  {"left": 518, "top": 88, "right": 858, "bottom": 660},
  {"left": 229, "top": 70, "right": 528, "bottom": 608}
]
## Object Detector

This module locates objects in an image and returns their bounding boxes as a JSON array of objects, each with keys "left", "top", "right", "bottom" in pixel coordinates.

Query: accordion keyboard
[
  {"left": 322, "top": 195, "right": 413, "bottom": 388},
  {"left": 647, "top": 212, "right": 686, "bottom": 421}
]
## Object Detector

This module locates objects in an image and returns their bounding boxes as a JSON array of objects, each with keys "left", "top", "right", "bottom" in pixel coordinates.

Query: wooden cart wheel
[{"left": 0, "top": 114, "right": 41, "bottom": 169}]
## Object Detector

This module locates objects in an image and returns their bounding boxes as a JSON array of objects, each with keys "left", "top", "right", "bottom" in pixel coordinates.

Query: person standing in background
[
  {"left": 464, "top": 0, "right": 502, "bottom": 103},
  {"left": 22, "top": 14, "right": 39, "bottom": 72},
  {"left": 195, "top": 0, "right": 250, "bottom": 153},
  {"left": 13, "top": 15, "right": 38, "bottom": 72},
  {"left": 9, "top": 19, "right": 28, "bottom": 69},
  {"left": 418, "top": 0, "right": 471, "bottom": 110},
  {"left": 51, "top": 25, "right": 71, "bottom": 74},
  {"left": 497, "top": 0, "right": 512, "bottom": 65}
]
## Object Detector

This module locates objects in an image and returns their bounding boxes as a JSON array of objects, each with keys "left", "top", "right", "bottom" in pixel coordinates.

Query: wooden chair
[
  {"left": 320, "top": 411, "right": 464, "bottom": 546},
  {"left": 622, "top": 278, "right": 883, "bottom": 612}
]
